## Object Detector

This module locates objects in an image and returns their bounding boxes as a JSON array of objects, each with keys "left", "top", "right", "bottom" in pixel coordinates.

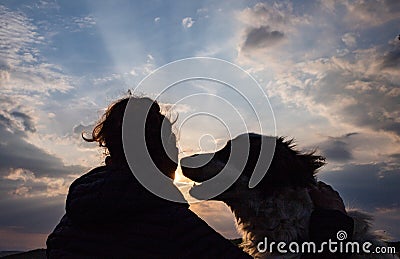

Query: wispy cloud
[
  {"left": 0, "top": 5, "right": 73, "bottom": 94},
  {"left": 72, "top": 15, "right": 96, "bottom": 30},
  {"left": 342, "top": 0, "right": 400, "bottom": 28}
]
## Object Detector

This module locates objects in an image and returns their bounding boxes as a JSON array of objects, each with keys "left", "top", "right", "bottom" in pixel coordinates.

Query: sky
[{"left": 0, "top": 0, "right": 399, "bottom": 251}]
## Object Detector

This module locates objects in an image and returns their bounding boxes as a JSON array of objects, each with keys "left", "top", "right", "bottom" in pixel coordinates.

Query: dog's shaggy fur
[{"left": 181, "top": 133, "right": 398, "bottom": 259}]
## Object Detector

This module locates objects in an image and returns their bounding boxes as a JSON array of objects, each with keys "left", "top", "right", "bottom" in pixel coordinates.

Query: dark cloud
[
  {"left": 344, "top": 132, "right": 358, "bottom": 137},
  {"left": 10, "top": 111, "right": 36, "bottom": 133},
  {"left": 319, "top": 162, "right": 400, "bottom": 211},
  {"left": 381, "top": 45, "right": 400, "bottom": 69},
  {"left": 0, "top": 102, "right": 36, "bottom": 133},
  {"left": 242, "top": 26, "right": 285, "bottom": 50},
  {"left": 0, "top": 113, "right": 13, "bottom": 129},
  {"left": 381, "top": 0, "right": 400, "bottom": 9},
  {"left": 0, "top": 107, "right": 87, "bottom": 250},
  {"left": 389, "top": 153, "right": 400, "bottom": 160},
  {"left": 0, "top": 111, "right": 87, "bottom": 178},
  {"left": 322, "top": 140, "right": 353, "bottom": 162},
  {"left": 319, "top": 133, "right": 358, "bottom": 162}
]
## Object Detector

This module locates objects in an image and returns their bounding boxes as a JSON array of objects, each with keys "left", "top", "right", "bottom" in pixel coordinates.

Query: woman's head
[{"left": 83, "top": 97, "right": 178, "bottom": 179}]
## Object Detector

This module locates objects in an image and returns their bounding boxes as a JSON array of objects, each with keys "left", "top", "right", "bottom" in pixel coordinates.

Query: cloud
[
  {"left": 238, "top": 2, "right": 309, "bottom": 29},
  {"left": 389, "top": 153, "right": 400, "bottom": 160},
  {"left": 242, "top": 26, "right": 285, "bottom": 50},
  {"left": 160, "top": 103, "right": 193, "bottom": 115},
  {"left": 319, "top": 0, "right": 400, "bottom": 28},
  {"left": 182, "top": 17, "right": 194, "bottom": 28},
  {"left": 319, "top": 133, "right": 357, "bottom": 162},
  {"left": 0, "top": 103, "right": 78, "bottom": 248},
  {"left": 320, "top": 162, "right": 400, "bottom": 210},
  {"left": 342, "top": 0, "right": 400, "bottom": 28},
  {"left": 196, "top": 8, "right": 209, "bottom": 18},
  {"left": 4, "top": 168, "right": 71, "bottom": 198},
  {"left": 0, "top": 5, "right": 41, "bottom": 68},
  {"left": 341, "top": 32, "right": 357, "bottom": 47},
  {"left": 0, "top": 100, "right": 88, "bottom": 249},
  {"left": 0, "top": 5, "right": 73, "bottom": 94},
  {"left": 381, "top": 43, "right": 400, "bottom": 70},
  {"left": 236, "top": 2, "right": 309, "bottom": 64},
  {"left": 73, "top": 123, "right": 94, "bottom": 135},
  {"left": 0, "top": 70, "right": 10, "bottom": 81},
  {"left": 10, "top": 111, "right": 36, "bottom": 133},
  {"left": 0, "top": 108, "right": 37, "bottom": 134},
  {"left": 0, "top": 108, "right": 87, "bottom": 179},
  {"left": 235, "top": 5, "right": 400, "bottom": 242},
  {"left": 72, "top": 15, "right": 96, "bottom": 29},
  {"left": 268, "top": 44, "right": 400, "bottom": 138},
  {"left": 30, "top": 0, "right": 60, "bottom": 11}
]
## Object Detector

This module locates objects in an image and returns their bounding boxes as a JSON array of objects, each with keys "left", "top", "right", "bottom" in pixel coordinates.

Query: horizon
[{"left": 0, "top": 0, "right": 399, "bottom": 251}]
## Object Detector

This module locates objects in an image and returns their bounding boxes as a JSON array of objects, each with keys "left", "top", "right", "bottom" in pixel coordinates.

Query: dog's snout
[{"left": 180, "top": 154, "right": 222, "bottom": 182}]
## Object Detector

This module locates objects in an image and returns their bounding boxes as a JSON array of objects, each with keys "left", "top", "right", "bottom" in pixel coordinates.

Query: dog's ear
[
  {"left": 256, "top": 137, "right": 325, "bottom": 191},
  {"left": 279, "top": 137, "right": 325, "bottom": 185},
  {"left": 299, "top": 152, "right": 325, "bottom": 175}
]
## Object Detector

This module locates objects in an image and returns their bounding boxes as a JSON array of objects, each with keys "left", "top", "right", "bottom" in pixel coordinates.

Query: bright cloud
[
  {"left": 182, "top": 16, "right": 195, "bottom": 28},
  {"left": 4, "top": 168, "right": 70, "bottom": 197}
]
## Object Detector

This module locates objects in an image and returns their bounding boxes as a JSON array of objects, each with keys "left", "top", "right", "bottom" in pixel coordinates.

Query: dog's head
[{"left": 181, "top": 133, "right": 325, "bottom": 201}]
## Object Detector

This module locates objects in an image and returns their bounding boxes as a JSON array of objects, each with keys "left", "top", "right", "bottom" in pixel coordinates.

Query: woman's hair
[{"left": 83, "top": 97, "right": 177, "bottom": 179}]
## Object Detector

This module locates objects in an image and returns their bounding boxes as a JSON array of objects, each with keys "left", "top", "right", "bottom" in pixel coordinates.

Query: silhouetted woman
[{"left": 46, "top": 97, "right": 251, "bottom": 258}]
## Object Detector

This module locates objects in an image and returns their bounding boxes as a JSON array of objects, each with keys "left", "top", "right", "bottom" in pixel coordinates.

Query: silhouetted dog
[{"left": 181, "top": 133, "right": 396, "bottom": 259}]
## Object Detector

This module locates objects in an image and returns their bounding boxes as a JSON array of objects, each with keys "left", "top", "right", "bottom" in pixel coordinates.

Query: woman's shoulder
[
  {"left": 67, "top": 165, "right": 133, "bottom": 196},
  {"left": 75, "top": 165, "right": 108, "bottom": 181},
  {"left": 70, "top": 165, "right": 130, "bottom": 186},
  {"left": 65, "top": 165, "right": 136, "bottom": 222}
]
